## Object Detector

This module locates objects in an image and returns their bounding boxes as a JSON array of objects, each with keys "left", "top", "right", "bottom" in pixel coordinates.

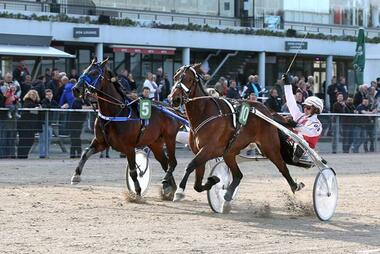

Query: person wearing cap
[{"left": 282, "top": 74, "right": 323, "bottom": 162}]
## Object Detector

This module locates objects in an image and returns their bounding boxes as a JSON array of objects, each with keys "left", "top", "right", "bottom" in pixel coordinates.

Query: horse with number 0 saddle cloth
[{"left": 168, "top": 63, "right": 309, "bottom": 210}]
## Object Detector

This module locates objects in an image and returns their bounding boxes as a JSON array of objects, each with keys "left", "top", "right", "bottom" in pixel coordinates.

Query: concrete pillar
[
  {"left": 182, "top": 47, "right": 190, "bottom": 65},
  {"left": 96, "top": 43, "right": 103, "bottom": 62},
  {"left": 372, "top": 6, "right": 379, "bottom": 27},
  {"left": 258, "top": 51, "right": 266, "bottom": 90},
  {"left": 326, "top": 55, "right": 333, "bottom": 109}
]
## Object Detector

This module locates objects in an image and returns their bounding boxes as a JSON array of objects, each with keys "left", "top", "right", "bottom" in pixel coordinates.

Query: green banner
[
  {"left": 353, "top": 28, "right": 365, "bottom": 89},
  {"left": 238, "top": 103, "right": 250, "bottom": 126},
  {"left": 139, "top": 99, "right": 152, "bottom": 120}
]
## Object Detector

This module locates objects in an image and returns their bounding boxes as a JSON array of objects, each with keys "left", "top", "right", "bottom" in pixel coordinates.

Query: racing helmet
[{"left": 303, "top": 96, "right": 323, "bottom": 113}]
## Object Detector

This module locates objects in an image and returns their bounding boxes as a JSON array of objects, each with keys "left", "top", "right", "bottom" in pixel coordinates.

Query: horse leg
[
  {"left": 125, "top": 148, "right": 142, "bottom": 196},
  {"left": 222, "top": 153, "right": 243, "bottom": 201},
  {"left": 193, "top": 163, "right": 220, "bottom": 192},
  {"left": 261, "top": 141, "right": 304, "bottom": 193},
  {"left": 162, "top": 134, "right": 178, "bottom": 193},
  {"left": 148, "top": 141, "right": 175, "bottom": 197},
  {"left": 173, "top": 147, "right": 220, "bottom": 202},
  {"left": 71, "top": 138, "right": 106, "bottom": 184}
]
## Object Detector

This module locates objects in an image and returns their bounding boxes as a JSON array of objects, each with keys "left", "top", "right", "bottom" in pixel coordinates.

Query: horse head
[
  {"left": 72, "top": 57, "right": 110, "bottom": 100},
  {"left": 168, "top": 63, "right": 205, "bottom": 107}
]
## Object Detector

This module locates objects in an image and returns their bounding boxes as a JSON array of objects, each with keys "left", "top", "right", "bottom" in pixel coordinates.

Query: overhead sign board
[
  {"left": 73, "top": 27, "right": 99, "bottom": 38},
  {"left": 285, "top": 41, "right": 308, "bottom": 50}
]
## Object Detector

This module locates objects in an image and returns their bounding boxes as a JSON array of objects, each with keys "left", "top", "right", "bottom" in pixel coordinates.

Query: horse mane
[{"left": 191, "top": 63, "right": 208, "bottom": 96}]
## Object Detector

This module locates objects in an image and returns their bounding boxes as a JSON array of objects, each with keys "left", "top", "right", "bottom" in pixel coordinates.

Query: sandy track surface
[{"left": 0, "top": 153, "right": 379, "bottom": 253}]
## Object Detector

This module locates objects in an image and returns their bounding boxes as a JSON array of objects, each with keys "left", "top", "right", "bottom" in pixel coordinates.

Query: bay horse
[
  {"left": 168, "top": 64, "right": 305, "bottom": 205},
  {"left": 71, "top": 58, "right": 180, "bottom": 197}
]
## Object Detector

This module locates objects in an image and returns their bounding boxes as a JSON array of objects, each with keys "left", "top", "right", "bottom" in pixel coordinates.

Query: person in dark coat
[
  {"left": 118, "top": 69, "right": 131, "bottom": 93},
  {"left": 226, "top": 80, "right": 241, "bottom": 99},
  {"left": 39, "top": 89, "right": 60, "bottom": 158},
  {"left": 127, "top": 73, "right": 137, "bottom": 92},
  {"left": 265, "top": 88, "right": 283, "bottom": 112},
  {"left": 17, "top": 90, "right": 42, "bottom": 159},
  {"left": 69, "top": 98, "right": 85, "bottom": 158}
]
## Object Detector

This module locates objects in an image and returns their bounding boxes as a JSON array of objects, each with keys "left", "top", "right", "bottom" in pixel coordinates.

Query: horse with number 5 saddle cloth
[
  {"left": 168, "top": 63, "right": 308, "bottom": 210},
  {"left": 70, "top": 58, "right": 188, "bottom": 198}
]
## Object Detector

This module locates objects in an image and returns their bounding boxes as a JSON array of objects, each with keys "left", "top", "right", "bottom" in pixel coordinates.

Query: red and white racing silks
[{"left": 284, "top": 85, "right": 322, "bottom": 148}]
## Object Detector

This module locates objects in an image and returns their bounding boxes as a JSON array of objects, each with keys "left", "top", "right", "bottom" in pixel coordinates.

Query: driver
[{"left": 282, "top": 74, "right": 323, "bottom": 162}]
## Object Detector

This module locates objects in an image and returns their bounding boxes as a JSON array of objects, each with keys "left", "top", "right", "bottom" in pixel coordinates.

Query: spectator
[
  {"left": 352, "top": 98, "right": 375, "bottom": 153},
  {"left": 0, "top": 89, "right": 10, "bottom": 158},
  {"left": 338, "top": 76, "right": 349, "bottom": 97},
  {"left": 60, "top": 78, "right": 76, "bottom": 108},
  {"left": 291, "top": 75, "right": 299, "bottom": 94},
  {"left": 69, "top": 68, "right": 79, "bottom": 80},
  {"left": 247, "top": 92, "right": 258, "bottom": 102},
  {"left": 12, "top": 61, "right": 30, "bottom": 84},
  {"left": 306, "top": 76, "right": 315, "bottom": 97},
  {"left": 31, "top": 75, "right": 46, "bottom": 100},
  {"left": 282, "top": 91, "right": 303, "bottom": 113},
  {"left": 265, "top": 88, "right": 283, "bottom": 112},
  {"left": 327, "top": 76, "right": 345, "bottom": 111},
  {"left": 55, "top": 76, "right": 67, "bottom": 104},
  {"left": 0, "top": 72, "right": 21, "bottom": 119},
  {"left": 273, "top": 79, "right": 284, "bottom": 99},
  {"left": 214, "top": 82, "right": 224, "bottom": 97},
  {"left": 331, "top": 93, "right": 345, "bottom": 153},
  {"left": 39, "top": 89, "right": 60, "bottom": 159},
  {"left": 17, "top": 90, "right": 42, "bottom": 159},
  {"left": 341, "top": 95, "right": 356, "bottom": 153},
  {"left": 219, "top": 77, "right": 228, "bottom": 96},
  {"left": 155, "top": 67, "right": 163, "bottom": 86},
  {"left": 226, "top": 80, "right": 240, "bottom": 99},
  {"left": 143, "top": 72, "right": 156, "bottom": 100},
  {"left": 364, "top": 96, "right": 377, "bottom": 152},
  {"left": 152, "top": 74, "right": 160, "bottom": 100},
  {"left": 367, "top": 86, "right": 377, "bottom": 107},
  {"left": 353, "top": 84, "right": 368, "bottom": 107},
  {"left": 69, "top": 97, "right": 85, "bottom": 158},
  {"left": 127, "top": 73, "right": 137, "bottom": 92},
  {"left": 44, "top": 68, "right": 52, "bottom": 84},
  {"left": 118, "top": 69, "right": 131, "bottom": 93},
  {"left": 141, "top": 87, "right": 151, "bottom": 99},
  {"left": 20, "top": 74, "right": 32, "bottom": 103},
  {"left": 159, "top": 73, "right": 171, "bottom": 100},
  {"left": 46, "top": 70, "right": 61, "bottom": 102},
  {"left": 296, "top": 79, "right": 308, "bottom": 102},
  {"left": 242, "top": 75, "right": 261, "bottom": 98}
]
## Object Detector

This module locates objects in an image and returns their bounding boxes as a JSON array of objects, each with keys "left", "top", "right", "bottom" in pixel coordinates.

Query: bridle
[
  {"left": 77, "top": 63, "right": 130, "bottom": 108},
  {"left": 173, "top": 65, "right": 203, "bottom": 103}
]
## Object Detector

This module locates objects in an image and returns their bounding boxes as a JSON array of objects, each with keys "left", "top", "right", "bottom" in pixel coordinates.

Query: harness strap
[
  {"left": 193, "top": 113, "right": 233, "bottom": 135},
  {"left": 97, "top": 111, "right": 140, "bottom": 121}
]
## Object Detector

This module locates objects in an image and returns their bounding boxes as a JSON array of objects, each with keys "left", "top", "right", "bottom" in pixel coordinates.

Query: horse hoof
[
  {"left": 173, "top": 188, "right": 185, "bottom": 202},
  {"left": 292, "top": 182, "right": 305, "bottom": 193},
  {"left": 71, "top": 175, "right": 81, "bottom": 184},
  {"left": 222, "top": 200, "right": 232, "bottom": 214},
  {"left": 224, "top": 192, "right": 233, "bottom": 202},
  {"left": 162, "top": 186, "right": 175, "bottom": 201}
]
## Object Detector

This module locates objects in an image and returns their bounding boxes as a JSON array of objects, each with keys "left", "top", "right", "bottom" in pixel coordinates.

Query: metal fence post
[
  {"left": 332, "top": 115, "right": 340, "bottom": 153},
  {"left": 375, "top": 116, "right": 378, "bottom": 153},
  {"left": 45, "top": 110, "right": 49, "bottom": 158}
]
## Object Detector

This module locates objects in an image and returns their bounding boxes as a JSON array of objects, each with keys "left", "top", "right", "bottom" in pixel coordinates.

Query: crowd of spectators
[
  {"left": 1, "top": 61, "right": 380, "bottom": 158},
  {"left": 0, "top": 61, "right": 88, "bottom": 159}
]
